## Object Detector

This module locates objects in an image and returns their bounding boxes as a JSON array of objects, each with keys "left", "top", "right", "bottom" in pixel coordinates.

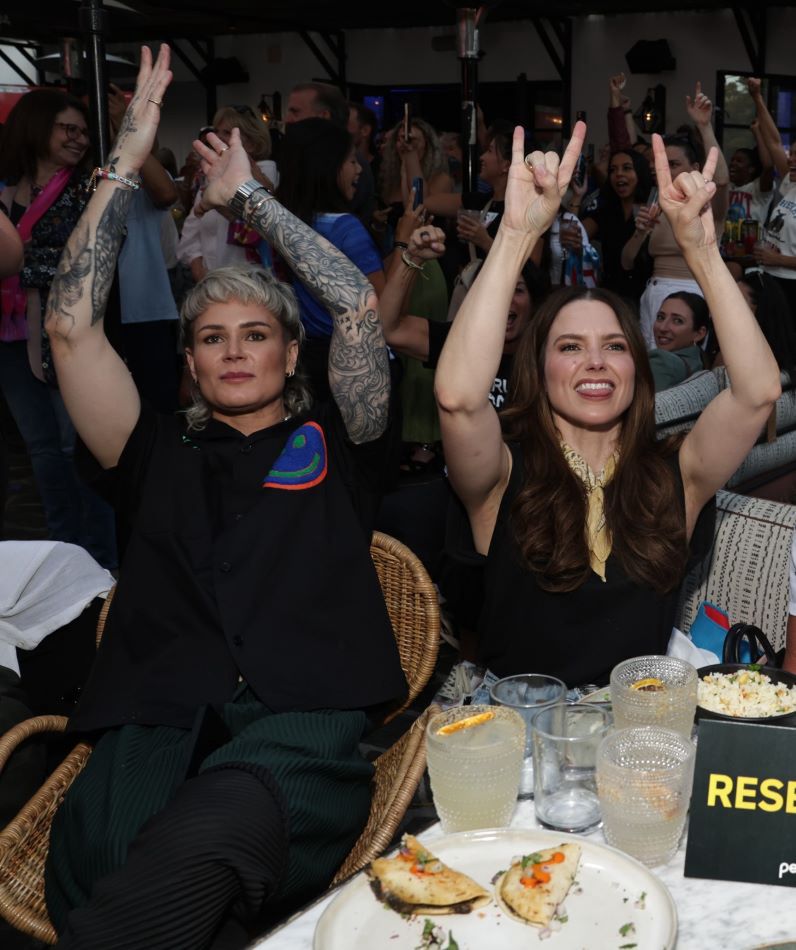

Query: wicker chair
[{"left": 0, "top": 533, "right": 440, "bottom": 942}]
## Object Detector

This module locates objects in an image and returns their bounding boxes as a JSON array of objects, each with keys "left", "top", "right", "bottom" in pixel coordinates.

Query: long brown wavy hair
[{"left": 500, "top": 285, "right": 686, "bottom": 594}]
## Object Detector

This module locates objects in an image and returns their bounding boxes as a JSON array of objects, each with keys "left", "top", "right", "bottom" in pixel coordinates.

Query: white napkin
[
  {"left": 666, "top": 626, "right": 720, "bottom": 668},
  {"left": 0, "top": 541, "right": 113, "bottom": 675}
]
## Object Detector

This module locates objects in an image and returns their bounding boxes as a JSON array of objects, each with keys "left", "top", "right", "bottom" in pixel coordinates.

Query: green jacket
[{"left": 649, "top": 344, "right": 704, "bottom": 392}]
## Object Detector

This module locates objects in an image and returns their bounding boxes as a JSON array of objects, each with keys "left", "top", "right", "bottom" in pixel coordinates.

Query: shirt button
[
  {"left": 232, "top": 635, "right": 243, "bottom": 646},
  {"left": 241, "top": 443, "right": 253, "bottom": 454},
  {"left": 220, "top": 561, "right": 231, "bottom": 573}
]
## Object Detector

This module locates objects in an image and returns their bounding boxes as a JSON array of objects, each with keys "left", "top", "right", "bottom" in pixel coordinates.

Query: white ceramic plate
[{"left": 314, "top": 827, "right": 677, "bottom": 949}]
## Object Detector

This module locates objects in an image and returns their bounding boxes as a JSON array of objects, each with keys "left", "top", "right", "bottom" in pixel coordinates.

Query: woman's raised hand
[
  {"left": 407, "top": 225, "right": 446, "bottom": 262},
  {"left": 109, "top": 45, "right": 172, "bottom": 175},
  {"left": 502, "top": 122, "right": 586, "bottom": 237},
  {"left": 194, "top": 127, "right": 253, "bottom": 214},
  {"left": 652, "top": 132, "right": 718, "bottom": 254},
  {"left": 685, "top": 81, "right": 713, "bottom": 128}
]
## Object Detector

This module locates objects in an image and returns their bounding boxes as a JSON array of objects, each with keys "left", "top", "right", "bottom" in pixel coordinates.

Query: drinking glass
[
  {"left": 456, "top": 207, "right": 482, "bottom": 241},
  {"left": 531, "top": 704, "right": 611, "bottom": 833},
  {"left": 426, "top": 704, "right": 525, "bottom": 833},
  {"left": 610, "top": 655, "right": 697, "bottom": 736},
  {"left": 597, "top": 725, "right": 696, "bottom": 867},
  {"left": 490, "top": 673, "right": 566, "bottom": 799}
]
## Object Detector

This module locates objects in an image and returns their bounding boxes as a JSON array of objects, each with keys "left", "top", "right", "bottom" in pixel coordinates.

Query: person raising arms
[
  {"left": 42, "top": 45, "right": 405, "bottom": 949},
  {"left": 434, "top": 120, "right": 780, "bottom": 689}
]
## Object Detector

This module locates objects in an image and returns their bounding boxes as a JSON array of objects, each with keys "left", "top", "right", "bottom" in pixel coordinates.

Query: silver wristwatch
[{"left": 228, "top": 178, "right": 273, "bottom": 219}]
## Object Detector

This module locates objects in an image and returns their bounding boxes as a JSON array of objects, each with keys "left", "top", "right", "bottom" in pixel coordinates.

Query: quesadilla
[
  {"left": 494, "top": 843, "right": 581, "bottom": 927},
  {"left": 366, "top": 835, "right": 491, "bottom": 916}
]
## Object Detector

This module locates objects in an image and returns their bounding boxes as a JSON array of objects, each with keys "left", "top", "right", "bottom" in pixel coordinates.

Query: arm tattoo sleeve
[
  {"left": 239, "top": 195, "right": 391, "bottom": 443},
  {"left": 46, "top": 186, "right": 133, "bottom": 338}
]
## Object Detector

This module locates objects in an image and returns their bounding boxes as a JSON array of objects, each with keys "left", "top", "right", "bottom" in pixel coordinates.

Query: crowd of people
[{"left": 0, "top": 41, "right": 795, "bottom": 949}]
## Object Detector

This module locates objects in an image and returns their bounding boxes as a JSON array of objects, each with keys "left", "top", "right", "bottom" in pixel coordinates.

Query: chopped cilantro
[
  {"left": 640, "top": 891, "right": 647, "bottom": 902},
  {"left": 557, "top": 914, "right": 569, "bottom": 924},
  {"left": 445, "top": 935, "right": 459, "bottom": 950},
  {"left": 422, "top": 919, "right": 435, "bottom": 937},
  {"left": 521, "top": 851, "right": 544, "bottom": 868},
  {"left": 748, "top": 663, "right": 762, "bottom": 672},
  {"left": 619, "top": 922, "right": 636, "bottom": 936},
  {"left": 619, "top": 944, "right": 638, "bottom": 949}
]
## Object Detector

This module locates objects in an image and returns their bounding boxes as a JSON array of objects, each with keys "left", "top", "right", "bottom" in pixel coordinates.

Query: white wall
[{"left": 95, "top": 10, "right": 796, "bottom": 164}]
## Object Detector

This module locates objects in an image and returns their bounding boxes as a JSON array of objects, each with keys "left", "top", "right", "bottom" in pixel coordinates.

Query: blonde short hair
[{"left": 180, "top": 265, "right": 310, "bottom": 431}]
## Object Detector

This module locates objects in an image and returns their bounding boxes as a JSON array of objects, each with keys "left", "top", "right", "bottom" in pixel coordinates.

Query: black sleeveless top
[{"left": 477, "top": 443, "right": 715, "bottom": 687}]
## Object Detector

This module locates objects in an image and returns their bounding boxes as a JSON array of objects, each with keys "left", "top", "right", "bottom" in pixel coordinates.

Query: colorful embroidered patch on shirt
[{"left": 262, "top": 421, "right": 327, "bottom": 490}]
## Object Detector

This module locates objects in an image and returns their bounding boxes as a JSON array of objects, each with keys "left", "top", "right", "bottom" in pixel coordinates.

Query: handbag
[
  {"left": 722, "top": 622, "right": 785, "bottom": 668},
  {"left": 0, "top": 168, "right": 74, "bottom": 343}
]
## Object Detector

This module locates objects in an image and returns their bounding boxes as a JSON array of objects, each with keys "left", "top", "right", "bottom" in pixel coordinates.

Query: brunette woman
[
  {"left": 434, "top": 122, "right": 780, "bottom": 689},
  {"left": 0, "top": 90, "right": 116, "bottom": 567},
  {"left": 275, "top": 117, "right": 385, "bottom": 398},
  {"left": 579, "top": 149, "right": 653, "bottom": 300},
  {"left": 648, "top": 291, "right": 710, "bottom": 391}
]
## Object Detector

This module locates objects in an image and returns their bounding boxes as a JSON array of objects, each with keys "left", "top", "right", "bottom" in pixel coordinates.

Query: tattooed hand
[
  {"left": 106, "top": 44, "right": 172, "bottom": 178},
  {"left": 193, "top": 128, "right": 253, "bottom": 214}
]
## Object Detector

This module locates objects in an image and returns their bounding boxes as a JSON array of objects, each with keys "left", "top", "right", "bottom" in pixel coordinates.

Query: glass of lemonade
[
  {"left": 610, "top": 655, "right": 698, "bottom": 736},
  {"left": 597, "top": 725, "right": 696, "bottom": 867},
  {"left": 426, "top": 705, "right": 525, "bottom": 833}
]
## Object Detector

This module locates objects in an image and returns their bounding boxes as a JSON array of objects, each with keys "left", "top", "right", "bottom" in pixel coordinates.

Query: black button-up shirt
[{"left": 71, "top": 403, "right": 406, "bottom": 732}]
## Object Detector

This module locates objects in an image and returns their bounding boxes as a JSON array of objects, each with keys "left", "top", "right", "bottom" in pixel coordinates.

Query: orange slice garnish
[
  {"left": 437, "top": 710, "right": 496, "bottom": 735},
  {"left": 630, "top": 677, "right": 665, "bottom": 692}
]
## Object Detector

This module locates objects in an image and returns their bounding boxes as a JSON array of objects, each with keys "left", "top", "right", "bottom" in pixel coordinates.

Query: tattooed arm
[
  {"left": 44, "top": 45, "right": 172, "bottom": 469},
  {"left": 195, "top": 129, "right": 390, "bottom": 444}
]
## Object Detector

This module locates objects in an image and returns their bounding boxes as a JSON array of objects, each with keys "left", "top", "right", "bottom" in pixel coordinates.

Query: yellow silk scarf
[{"left": 560, "top": 442, "right": 618, "bottom": 583}]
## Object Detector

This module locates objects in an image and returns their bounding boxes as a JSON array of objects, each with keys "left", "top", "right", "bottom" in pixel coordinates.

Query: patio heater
[
  {"left": 80, "top": 0, "right": 111, "bottom": 166},
  {"left": 455, "top": 6, "right": 485, "bottom": 195}
]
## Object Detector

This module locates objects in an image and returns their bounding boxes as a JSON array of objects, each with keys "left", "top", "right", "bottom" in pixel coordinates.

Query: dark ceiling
[{"left": 0, "top": 0, "right": 787, "bottom": 44}]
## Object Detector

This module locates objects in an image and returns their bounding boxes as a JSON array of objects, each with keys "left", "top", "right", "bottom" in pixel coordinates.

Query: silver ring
[{"left": 218, "top": 145, "right": 229, "bottom": 153}]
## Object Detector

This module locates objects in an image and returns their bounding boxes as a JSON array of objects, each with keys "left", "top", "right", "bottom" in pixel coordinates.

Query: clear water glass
[
  {"left": 489, "top": 673, "right": 566, "bottom": 799},
  {"left": 426, "top": 704, "right": 525, "bottom": 833},
  {"left": 610, "top": 655, "right": 697, "bottom": 736},
  {"left": 532, "top": 704, "right": 611, "bottom": 833},
  {"left": 597, "top": 725, "right": 696, "bottom": 867}
]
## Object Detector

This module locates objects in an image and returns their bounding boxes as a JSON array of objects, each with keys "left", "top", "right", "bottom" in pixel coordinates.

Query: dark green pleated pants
[{"left": 46, "top": 689, "right": 372, "bottom": 947}]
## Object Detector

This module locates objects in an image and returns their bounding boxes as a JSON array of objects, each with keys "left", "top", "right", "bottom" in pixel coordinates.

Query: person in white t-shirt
[
  {"left": 727, "top": 140, "right": 774, "bottom": 226},
  {"left": 748, "top": 77, "right": 796, "bottom": 322}
]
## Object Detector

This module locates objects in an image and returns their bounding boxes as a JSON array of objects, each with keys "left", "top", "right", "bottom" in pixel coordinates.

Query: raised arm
[
  {"left": 650, "top": 135, "right": 781, "bottom": 532},
  {"left": 747, "top": 78, "right": 789, "bottom": 179},
  {"left": 749, "top": 120, "right": 775, "bottom": 193},
  {"left": 195, "top": 130, "right": 389, "bottom": 444},
  {"left": 686, "top": 81, "right": 729, "bottom": 223},
  {"left": 0, "top": 211, "right": 23, "bottom": 277},
  {"left": 435, "top": 122, "right": 586, "bottom": 549},
  {"left": 380, "top": 224, "right": 446, "bottom": 361},
  {"left": 607, "top": 73, "right": 633, "bottom": 153},
  {"left": 44, "top": 45, "right": 172, "bottom": 469}
]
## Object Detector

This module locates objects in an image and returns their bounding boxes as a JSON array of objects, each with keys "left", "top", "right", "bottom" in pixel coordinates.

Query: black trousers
[{"left": 55, "top": 764, "right": 288, "bottom": 950}]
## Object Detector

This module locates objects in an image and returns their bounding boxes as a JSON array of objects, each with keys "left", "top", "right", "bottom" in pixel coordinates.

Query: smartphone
[
  {"left": 411, "top": 176, "right": 424, "bottom": 209},
  {"left": 403, "top": 102, "right": 411, "bottom": 144},
  {"left": 647, "top": 186, "right": 659, "bottom": 207},
  {"left": 573, "top": 155, "right": 586, "bottom": 188}
]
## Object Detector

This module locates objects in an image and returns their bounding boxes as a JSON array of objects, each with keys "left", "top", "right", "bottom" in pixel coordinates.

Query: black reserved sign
[{"left": 685, "top": 719, "right": 796, "bottom": 888}]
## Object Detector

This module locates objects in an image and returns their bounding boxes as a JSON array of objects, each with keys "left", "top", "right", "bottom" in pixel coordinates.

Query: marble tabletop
[{"left": 252, "top": 800, "right": 796, "bottom": 950}]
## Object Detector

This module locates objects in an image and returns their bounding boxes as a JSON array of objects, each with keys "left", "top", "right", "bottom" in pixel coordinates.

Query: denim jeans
[{"left": 0, "top": 341, "right": 117, "bottom": 568}]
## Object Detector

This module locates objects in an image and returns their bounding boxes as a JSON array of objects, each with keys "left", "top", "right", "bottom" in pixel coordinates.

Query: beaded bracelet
[
  {"left": 88, "top": 167, "right": 141, "bottom": 192},
  {"left": 401, "top": 250, "right": 428, "bottom": 279}
]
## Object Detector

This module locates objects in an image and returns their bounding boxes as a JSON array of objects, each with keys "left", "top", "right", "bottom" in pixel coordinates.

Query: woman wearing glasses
[
  {"left": 177, "top": 104, "right": 278, "bottom": 283},
  {"left": 0, "top": 90, "right": 117, "bottom": 568}
]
